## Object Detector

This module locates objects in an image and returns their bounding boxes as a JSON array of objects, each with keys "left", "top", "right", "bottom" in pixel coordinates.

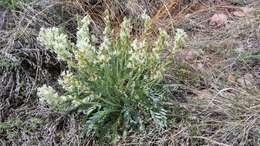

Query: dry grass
[
  {"left": 119, "top": 89, "right": 260, "bottom": 145},
  {"left": 0, "top": 0, "right": 260, "bottom": 145}
]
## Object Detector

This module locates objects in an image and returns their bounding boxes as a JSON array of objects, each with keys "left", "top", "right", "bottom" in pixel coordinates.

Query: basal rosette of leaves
[{"left": 37, "top": 13, "right": 186, "bottom": 143}]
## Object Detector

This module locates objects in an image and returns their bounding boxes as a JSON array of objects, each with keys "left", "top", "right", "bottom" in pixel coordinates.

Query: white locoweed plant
[{"left": 37, "top": 13, "right": 187, "bottom": 143}]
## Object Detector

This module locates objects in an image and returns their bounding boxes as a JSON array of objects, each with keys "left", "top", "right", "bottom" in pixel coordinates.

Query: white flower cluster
[
  {"left": 37, "top": 85, "right": 61, "bottom": 108},
  {"left": 174, "top": 29, "right": 187, "bottom": 49},
  {"left": 95, "top": 37, "right": 111, "bottom": 66},
  {"left": 120, "top": 17, "right": 132, "bottom": 39},
  {"left": 152, "top": 29, "right": 168, "bottom": 60},
  {"left": 58, "top": 71, "right": 97, "bottom": 106},
  {"left": 38, "top": 27, "right": 71, "bottom": 61},
  {"left": 95, "top": 15, "right": 113, "bottom": 66},
  {"left": 76, "top": 16, "right": 95, "bottom": 60},
  {"left": 58, "top": 71, "right": 78, "bottom": 92},
  {"left": 127, "top": 39, "right": 146, "bottom": 68},
  {"left": 142, "top": 12, "right": 151, "bottom": 34}
]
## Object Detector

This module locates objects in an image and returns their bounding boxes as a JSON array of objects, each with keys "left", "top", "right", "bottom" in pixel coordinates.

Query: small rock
[{"left": 210, "top": 13, "right": 228, "bottom": 27}]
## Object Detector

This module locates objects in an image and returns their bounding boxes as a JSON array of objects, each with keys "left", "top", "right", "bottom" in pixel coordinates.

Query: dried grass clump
[
  {"left": 0, "top": 1, "right": 64, "bottom": 144},
  {"left": 119, "top": 89, "right": 260, "bottom": 146}
]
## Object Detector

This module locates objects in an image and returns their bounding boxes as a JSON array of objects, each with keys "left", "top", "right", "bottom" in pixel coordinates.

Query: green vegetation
[
  {"left": 0, "top": 117, "right": 42, "bottom": 140},
  {"left": 0, "top": 56, "right": 18, "bottom": 72},
  {"left": 0, "top": 0, "right": 18, "bottom": 10},
  {"left": 37, "top": 14, "right": 186, "bottom": 143}
]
